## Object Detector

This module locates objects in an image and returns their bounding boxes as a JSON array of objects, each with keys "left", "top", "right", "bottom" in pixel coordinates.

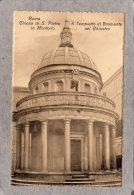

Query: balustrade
[{"left": 16, "top": 92, "right": 115, "bottom": 112}]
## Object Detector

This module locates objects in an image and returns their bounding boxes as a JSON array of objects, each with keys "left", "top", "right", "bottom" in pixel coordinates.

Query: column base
[
  {"left": 112, "top": 169, "right": 117, "bottom": 172},
  {"left": 64, "top": 170, "right": 72, "bottom": 174},
  {"left": 105, "top": 169, "right": 111, "bottom": 173},
  {"left": 41, "top": 171, "right": 48, "bottom": 174},
  {"left": 88, "top": 169, "right": 94, "bottom": 173},
  {"left": 23, "top": 168, "right": 30, "bottom": 172}
]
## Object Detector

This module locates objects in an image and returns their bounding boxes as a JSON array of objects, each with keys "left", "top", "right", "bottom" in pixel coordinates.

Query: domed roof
[
  {"left": 37, "top": 47, "right": 98, "bottom": 71},
  {"left": 37, "top": 23, "right": 98, "bottom": 71}
]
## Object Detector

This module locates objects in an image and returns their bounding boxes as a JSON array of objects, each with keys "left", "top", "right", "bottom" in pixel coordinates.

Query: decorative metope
[{"left": 12, "top": 11, "right": 124, "bottom": 186}]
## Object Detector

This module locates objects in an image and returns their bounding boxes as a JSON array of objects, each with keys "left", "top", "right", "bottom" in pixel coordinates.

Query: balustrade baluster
[
  {"left": 29, "top": 100, "right": 30, "bottom": 107},
  {"left": 88, "top": 96, "right": 91, "bottom": 105},
  {"left": 98, "top": 99, "right": 100, "bottom": 107},
  {"left": 102, "top": 100, "right": 105, "bottom": 108},
  {"left": 70, "top": 94, "right": 72, "bottom": 104},
  {"left": 68, "top": 94, "right": 70, "bottom": 104},
  {"left": 104, "top": 100, "right": 106, "bottom": 108},
  {"left": 49, "top": 96, "right": 51, "bottom": 105},
  {"left": 100, "top": 99, "right": 102, "bottom": 107},
  {"left": 64, "top": 94, "right": 66, "bottom": 104},
  {"left": 37, "top": 97, "right": 39, "bottom": 103},
  {"left": 46, "top": 96, "right": 48, "bottom": 106},
  {"left": 61, "top": 94, "right": 62, "bottom": 104},
  {"left": 86, "top": 96, "right": 88, "bottom": 105},
  {"left": 92, "top": 97, "right": 94, "bottom": 106},
  {"left": 72, "top": 94, "right": 74, "bottom": 104},
  {"left": 94, "top": 98, "right": 97, "bottom": 106},
  {"left": 43, "top": 96, "right": 46, "bottom": 105},
  {"left": 66, "top": 94, "right": 68, "bottom": 104},
  {"left": 40, "top": 97, "right": 42, "bottom": 106},
  {"left": 107, "top": 102, "right": 109, "bottom": 109},
  {"left": 79, "top": 95, "right": 81, "bottom": 104}
]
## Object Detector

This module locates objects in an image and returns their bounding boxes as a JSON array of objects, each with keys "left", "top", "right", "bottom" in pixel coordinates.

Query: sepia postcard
[{"left": 12, "top": 11, "right": 124, "bottom": 186}]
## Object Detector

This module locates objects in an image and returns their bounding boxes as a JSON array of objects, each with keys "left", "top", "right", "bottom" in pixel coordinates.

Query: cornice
[
  {"left": 31, "top": 64, "right": 102, "bottom": 79},
  {"left": 13, "top": 105, "right": 119, "bottom": 122}
]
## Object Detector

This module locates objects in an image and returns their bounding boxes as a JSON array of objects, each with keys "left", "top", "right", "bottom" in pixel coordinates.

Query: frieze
[{"left": 15, "top": 106, "right": 117, "bottom": 126}]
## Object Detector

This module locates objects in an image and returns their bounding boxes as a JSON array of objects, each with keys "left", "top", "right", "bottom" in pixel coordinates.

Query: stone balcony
[{"left": 16, "top": 92, "right": 116, "bottom": 112}]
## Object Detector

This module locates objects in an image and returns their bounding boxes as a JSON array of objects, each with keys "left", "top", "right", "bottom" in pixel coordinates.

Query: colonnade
[{"left": 15, "top": 119, "right": 117, "bottom": 173}]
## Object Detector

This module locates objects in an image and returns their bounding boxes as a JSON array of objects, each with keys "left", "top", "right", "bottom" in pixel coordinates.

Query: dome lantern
[{"left": 59, "top": 20, "right": 74, "bottom": 48}]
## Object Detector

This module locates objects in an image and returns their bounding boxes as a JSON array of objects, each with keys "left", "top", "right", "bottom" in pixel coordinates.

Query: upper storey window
[
  {"left": 34, "top": 86, "right": 38, "bottom": 94},
  {"left": 43, "top": 82, "right": 49, "bottom": 93},
  {"left": 71, "top": 79, "right": 79, "bottom": 92},
  {"left": 85, "top": 83, "right": 91, "bottom": 93},
  {"left": 55, "top": 80, "right": 63, "bottom": 92}
]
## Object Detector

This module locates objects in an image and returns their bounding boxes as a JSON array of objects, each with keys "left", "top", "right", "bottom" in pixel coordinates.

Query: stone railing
[{"left": 16, "top": 92, "right": 115, "bottom": 112}]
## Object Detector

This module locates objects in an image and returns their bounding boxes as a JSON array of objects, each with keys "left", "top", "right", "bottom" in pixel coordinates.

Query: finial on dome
[{"left": 59, "top": 19, "right": 73, "bottom": 48}]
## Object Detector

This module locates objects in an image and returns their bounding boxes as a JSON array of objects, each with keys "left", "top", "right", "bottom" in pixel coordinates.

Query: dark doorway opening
[{"left": 71, "top": 139, "right": 81, "bottom": 171}]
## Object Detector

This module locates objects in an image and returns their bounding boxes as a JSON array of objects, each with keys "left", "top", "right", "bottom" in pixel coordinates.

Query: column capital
[
  {"left": 104, "top": 122, "right": 110, "bottom": 127},
  {"left": 111, "top": 125, "right": 116, "bottom": 130},
  {"left": 87, "top": 119, "right": 94, "bottom": 125},
  {"left": 24, "top": 122, "right": 29, "bottom": 127},
  {"left": 64, "top": 118, "right": 71, "bottom": 124},
  {"left": 41, "top": 120, "right": 48, "bottom": 125}
]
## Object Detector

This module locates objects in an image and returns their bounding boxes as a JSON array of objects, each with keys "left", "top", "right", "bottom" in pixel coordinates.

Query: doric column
[
  {"left": 29, "top": 133, "right": 32, "bottom": 170},
  {"left": 16, "top": 125, "right": 21, "bottom": 169},
  {"left": 24, "top": 122, "right": 30, "bottom": 170},
  {"left": 111, "top": 126, "right": 117, "bottom": 170},
  {"left": 100, "top": 134, "right": 103, "bottom": 169},
  {"left": 96, "top": 133, "right": 101, "bottom": 170},
  {"left": 64, "top": 118, "right": 71, "bottom": 172},
  {"left": 83, "top": 136, "right": 88, "bottom": 171},
  {"left": 21, "top": 132, "right": 24, "bottom": 170},
  {"left": 87, "top": 120, "right": 94, "bottom": 172},
  {"left": 93, "top": 129, "right": 97, "bottom": 171},
  {"left": 103, "top": 123, "right": 110, "bottom": 170},
  {"left": 41, "top": 120, "right": 48, "bottom": 172}
]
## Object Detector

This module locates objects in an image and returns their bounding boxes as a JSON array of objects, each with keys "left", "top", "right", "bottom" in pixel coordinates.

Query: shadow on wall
[{"left": 131, "top": 192, "right": 134, "bottom": 195}]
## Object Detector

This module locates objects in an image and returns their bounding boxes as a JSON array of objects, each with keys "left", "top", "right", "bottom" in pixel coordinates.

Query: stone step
[
  {"left": 64, "top": 179, "right": 121, "bottom": 185},
  {"left": 72, "top": 175, "right": 89, "bottom": 178},
  {"left": 11, "top": 182, "right": 34, "bottom": 186},
  {"left": 11, "top": 181, "right": 121, "bottom": 186},
  {"left": 11, "top": 177, "right": 121, "bottom": 186},
  {"left": 66, "top": 178, "right": 95, "bottom": 182},
  {"left": 63, "top": 181, "right": 121, "bottom": 186},
  {"left": 11, "top": 178, "right": 47, "bottom": 184}
]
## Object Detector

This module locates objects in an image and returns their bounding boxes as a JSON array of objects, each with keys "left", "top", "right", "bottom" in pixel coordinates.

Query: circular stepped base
[
  {"left": 11, "top": 178, "right": 121, "bottom": 186},
  {"left": 11, "top": 172, "right": 122, "bottom": 187}
]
